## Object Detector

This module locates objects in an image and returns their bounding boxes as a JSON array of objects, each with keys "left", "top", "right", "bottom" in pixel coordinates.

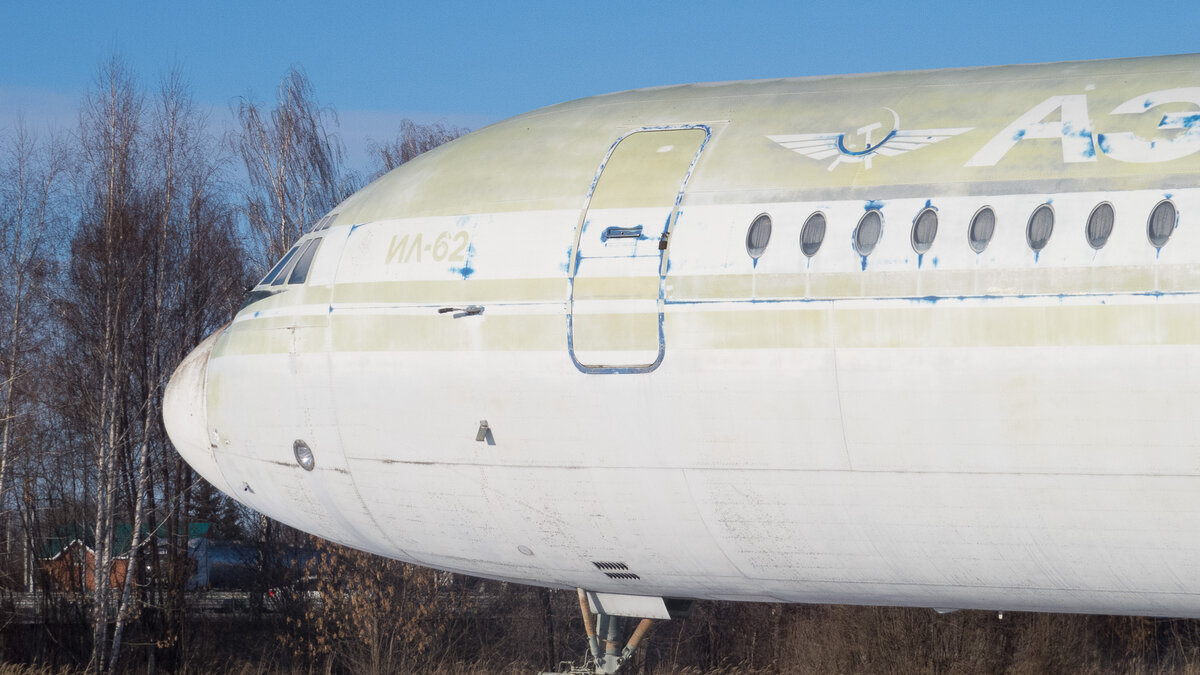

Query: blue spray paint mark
[
  {"left": 1034, "top": 251, "right": 1040, "bottom": 263},
  {"left": 864, "top": 200, "right": 884, "bottom": 211},
  {"left": 931, "top": 256, "right": 939, "bottom": 268},
  {"left": 1012, "top": 129, "right": 1026, "bottom": 141},
  {"left": 451, "top": 243, "right": 476, "bottom": 279},
  {"left": 860, "top": 255, "right": 868, "bottom": 271},
  {"left": 916, "top": 254, "right": 923, "bottom": 268},
  {"left": 1144, "top": 98, "right": 1155, "bottom": 109},
  {"left": 349, "top": 223, "right": 362, "bottom": 234},
  {"left": 1096, "top": 134, "right": 1112, "bottom": 154},
  {"left": 924, "top": 199, "right": 933, "bottom": 209}
]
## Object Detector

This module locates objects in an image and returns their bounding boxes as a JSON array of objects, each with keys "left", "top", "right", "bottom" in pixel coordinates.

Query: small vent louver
[
  {"left": 591, "top": 561, "right": 629, "bottom": 571},
  {"left": 604, "top": 572, "right": 641, "bottom": 581}
]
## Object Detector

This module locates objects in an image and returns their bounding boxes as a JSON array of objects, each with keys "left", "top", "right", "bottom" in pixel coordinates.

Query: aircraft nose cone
[{"left": 163, "top": 328, "right": 236, "bottom": 496}]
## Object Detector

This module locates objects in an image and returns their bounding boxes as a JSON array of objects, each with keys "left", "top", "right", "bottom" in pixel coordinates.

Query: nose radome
[{"left": 163, "top": 328, "right": 236, "bottom": 497}]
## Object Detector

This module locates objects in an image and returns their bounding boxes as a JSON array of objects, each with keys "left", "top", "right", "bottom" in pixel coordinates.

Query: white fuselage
[{"left": 165, "top": 55, "right": 1200, "bottom": 618}]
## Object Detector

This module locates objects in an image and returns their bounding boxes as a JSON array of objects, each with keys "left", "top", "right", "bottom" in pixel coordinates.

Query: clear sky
[{"left": 2, "top": 1, "right": 1197, "bottom": 170}]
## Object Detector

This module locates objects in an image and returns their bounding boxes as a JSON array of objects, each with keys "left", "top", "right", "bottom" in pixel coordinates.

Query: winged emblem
[{"left": 768, "top": 108, "right": 973, "bottom": 170}]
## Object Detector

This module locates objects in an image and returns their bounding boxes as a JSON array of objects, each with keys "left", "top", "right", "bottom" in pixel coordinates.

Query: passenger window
[
  {"left": 1148, "top": 200, "right": 1176, "bottom": 248},
  {"left": 287, "top": 238, "right": 323, "bottom": 284},
  {"left": 968, "top": 207, "right": 995, "bottom": 253},
  {"left": 1027, "top": 204, "right": 1054, "bottom": 252},
  {"left": 911, "top": 208, "right": 938, "bottom": 254},
  {"left": 800, "top": 212, "right": 826, "bottom": 257},
  {"left": 1086, "top": 203, "right": 1114, "bottom": 249},
  {"left": 854, "top": 210, "right": 883, "bottom": 256},
  {"left": 746, "top": 214, "right": 772, "bottom": 259},
  {"left": 260, "top": 245, "right": 299, "bottom": 286}
]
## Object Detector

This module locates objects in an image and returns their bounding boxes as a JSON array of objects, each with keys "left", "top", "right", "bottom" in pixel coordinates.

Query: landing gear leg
[{"left": 542, "top": 589, "right": 655, "bottom": 674}]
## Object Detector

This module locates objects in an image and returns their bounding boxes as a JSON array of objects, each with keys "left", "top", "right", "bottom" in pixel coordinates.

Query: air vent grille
[
  {"left": 591, "top": 561, "right": 629, "bottom": 571},
  {"left": 604, "top": 572, "right": 641, "bottom": 580}
]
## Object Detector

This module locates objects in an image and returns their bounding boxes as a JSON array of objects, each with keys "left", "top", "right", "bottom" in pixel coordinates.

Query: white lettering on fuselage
[
  {"left": 967, "top": 88, "right": 1200, "bottom": 166},
  {"left": 771, "top": 88, "right": 1200, "bottom": 170}
]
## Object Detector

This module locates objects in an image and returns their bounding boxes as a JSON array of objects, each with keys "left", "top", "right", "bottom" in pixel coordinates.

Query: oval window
[
  {"left": 911, "top": 208, "right": 938, "bottom": 254},
  {"left": 1148, "top": 200, "right": 1176, "bottom": 248},
  {"left": 1086, "top": 202, "right": 1114, "bottom": 249},
  {"left": 746, "top": 213, "right": 772, "bottom": 259},
  {"left": 1027, "top": 204, "right": 1054, "bottom": 252},
  {"left": 968, "top": 207, "right": 996, "bottom": 253},
  {"left": 854, "top": 210, "right": 883, "bottom": 256},
  {"left": 800, "top": 212, "right": 826, "bottom": 257}
]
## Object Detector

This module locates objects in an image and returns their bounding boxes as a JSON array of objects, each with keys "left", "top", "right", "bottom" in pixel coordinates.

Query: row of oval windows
[{"left": 744, "top": 200, "right": 1180, "bottom": 260}]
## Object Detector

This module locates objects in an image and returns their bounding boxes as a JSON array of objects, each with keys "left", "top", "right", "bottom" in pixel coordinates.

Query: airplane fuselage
[{"left": 165, "top": 54, "right": 1200, "bottom": 617}]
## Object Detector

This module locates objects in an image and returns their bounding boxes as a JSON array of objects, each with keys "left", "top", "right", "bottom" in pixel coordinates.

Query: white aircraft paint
[{"left": 165, "top": 54, "right": 1200, "bottom": 620}]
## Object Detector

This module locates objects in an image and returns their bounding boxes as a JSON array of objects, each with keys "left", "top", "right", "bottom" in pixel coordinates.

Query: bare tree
[
  {"left": 368, "top": 118, "right": 467, "bottom": 179},
  {"left": 70, "top": 55, "right": 147, "bottom": 675},
  {"left": 232, "top": 66, "right": 352, "bottom": 270},
  {"left": 0, "top": 120, "right": 67, "bottom": 586}
]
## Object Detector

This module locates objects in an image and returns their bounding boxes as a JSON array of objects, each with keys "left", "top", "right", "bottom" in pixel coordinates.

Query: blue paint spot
[
  {"left": 1096, "top": 134, "right": 1112, "bottom": 154},
  {"left": 349, "top": 223, "right": 362, "bottom": 234},
  {"left": 931, "top": 256, "right": 939, "bottom": 267},
  {"left": 752, "top": 258, "right": 758, "bottom": 269},
  {"left": 864, "top": 200, "right": 884, "bottom": 211},
  {"left": 665, "top": 260, "right": 672, "bottom": 274},
  {"left": 1012, "top": 129, "right": 1026, "bottom": 141},
  {"left": 451, "top": 243, "right": 476, "bottom": 279},
  {"left": 1180, "top": 114, "right": 1200, "bottom": 128},
  {"left": 916, "top": 254, "right": 923, "bottom": 268},
  {"left": 1165, "top": 192, "right": 1174, "bottom": 199},
  {"left": 1034, "top": 251, "right": 1040, "bottom": 263},
  {"left": 1144, "top": 98, "right": 1155, "bottom": 109},
  {"left": 860, "top": 255, "right": 868, "bottom": 271},
  {"left": 252, "top": 311, "right": 260, "bottom": 318},
  {"left": 924, "top": 199, "right": 933, "bottom": 209}
]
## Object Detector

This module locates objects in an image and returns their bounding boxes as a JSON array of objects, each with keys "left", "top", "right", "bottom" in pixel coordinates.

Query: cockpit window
[
  {"left": 287, "top": 238, "right": 322, "bottom": 284},
  {"left": 309, "top": 212, "right": 339, "bottom": 233},
  {"left": 260, "top": 245, "right": 299, "bottom": 286},
  {"left": 266, "top": 237, "right": 323, "bottom": 287}
]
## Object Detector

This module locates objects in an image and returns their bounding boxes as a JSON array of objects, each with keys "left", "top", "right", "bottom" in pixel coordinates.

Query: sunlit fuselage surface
[{"left": 164, "top": 55, "right": 1200, "bottom": 618}]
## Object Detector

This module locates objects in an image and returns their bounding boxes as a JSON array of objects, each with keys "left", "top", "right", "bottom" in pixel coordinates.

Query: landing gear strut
[{"left": 542, "top": 589, "right": 655, "bottom": 674}]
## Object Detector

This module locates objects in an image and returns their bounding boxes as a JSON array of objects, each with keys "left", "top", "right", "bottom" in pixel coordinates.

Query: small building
[
  {"left": 38, "top": 522, "right": 211, "bottom": 592},
  {"left": 40, "top": 539, "right": 128, "bottom": 592}
]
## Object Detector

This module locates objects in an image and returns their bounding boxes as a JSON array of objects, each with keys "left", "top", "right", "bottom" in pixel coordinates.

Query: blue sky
[{"left": 2, "top": 1, "right": 1197, "bottom": 170}]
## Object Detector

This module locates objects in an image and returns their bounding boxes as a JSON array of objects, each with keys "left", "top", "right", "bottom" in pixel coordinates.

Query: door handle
[{"left": 601, "top": 226, "right": 643, "bottom": 242}]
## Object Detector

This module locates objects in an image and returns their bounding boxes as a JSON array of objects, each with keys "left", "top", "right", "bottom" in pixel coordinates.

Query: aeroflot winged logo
[{"left": 768, "top": 108, "right": 973, "bottom": 170}]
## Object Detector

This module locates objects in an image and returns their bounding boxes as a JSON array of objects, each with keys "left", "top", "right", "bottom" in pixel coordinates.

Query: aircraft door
[{"left": 568, "top": 126, "right": 708, "bottom": 373}]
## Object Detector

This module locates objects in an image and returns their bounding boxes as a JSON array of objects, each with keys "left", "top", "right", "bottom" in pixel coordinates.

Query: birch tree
[{"left": 232, "top": 66, "right": 352, "bottom": 270}]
